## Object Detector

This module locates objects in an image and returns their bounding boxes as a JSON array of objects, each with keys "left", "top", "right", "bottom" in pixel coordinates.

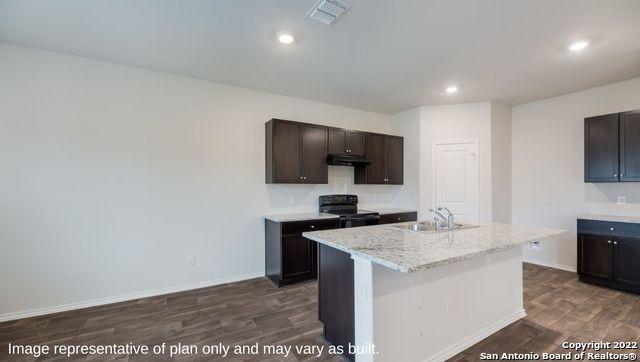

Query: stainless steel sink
[{"left": 390, "top": 221, "right": 478, "bottom": 232}]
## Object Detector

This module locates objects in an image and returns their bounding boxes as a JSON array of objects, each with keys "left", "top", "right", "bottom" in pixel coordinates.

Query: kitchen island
[{"left": 303, "top": 222, "right": 565, "bottom": 361}]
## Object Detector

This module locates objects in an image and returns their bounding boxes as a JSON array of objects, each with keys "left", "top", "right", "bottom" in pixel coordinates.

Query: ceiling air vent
[{"left": 307, "top": 0, "right": 350, "bottom": 25}]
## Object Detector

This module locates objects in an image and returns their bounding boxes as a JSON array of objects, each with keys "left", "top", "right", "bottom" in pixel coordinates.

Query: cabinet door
[
  {"left": 620, "top": 110, "right": 640, "bottom": 182},
  {"left": 385, "top": 135, "right": 404, "bottom": 184},
  {"left": 365, "top": 133, "right": 386, "bottom": 184},
  {"left": 346, "top": 130, "right": 366, "bottom": 157},
  {"left": 614, "top": 236, "right": 640, "bottom": 288},
  {"left": 584, "top": 114, "right": 619, "bottom": 182},
  {"left": 578, "top": 233, "right": 613, "bottom": 280},
  {"left": 328, "top": 128, "right": 347, "bottom": 155},
  {"left": 273, "top": 121, "right": 302, "bottom": 183},
  {"left": 301, "top": 124, "right": 328, "bottom": 183},
  {"left": 281, "top": 235, "right": 313, "bottom": 279}
]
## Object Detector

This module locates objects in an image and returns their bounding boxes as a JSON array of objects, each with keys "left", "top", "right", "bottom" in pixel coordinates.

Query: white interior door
[{"left": 433, "top": 141, "right": 478, "bottom": 224}]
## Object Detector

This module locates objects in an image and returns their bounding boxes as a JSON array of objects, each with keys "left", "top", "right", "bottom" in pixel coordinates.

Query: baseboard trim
[
  {"left": 523, "top": 258, "right": 577, "bottom": 273},
  {"left": 428, "top": 309, "right": 527, "bottom": 362},
  {"left": 0, "top": 271, "right": 264, "bottom": 323}
]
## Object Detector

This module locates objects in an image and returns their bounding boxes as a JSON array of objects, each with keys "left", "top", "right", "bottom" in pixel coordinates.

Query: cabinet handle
[
  {"left": 300, "top": 176, "right": 303, "bottom": 180},
  {"left": 621, "top": 174, "right": 624, "bottom": 177},
  {"left": 607, "top": 240, "right": 612, "bottom": 244},
  {"left": 310, "top": 225, "right": 315, "bottom": 229},
  {"left": 610, "top": 227, "right": 615, "bottom": 231},
  {"left": 613, "top": 241, "right": 618, "bottom": 245},
  {"left": 397, "top": 217, "right": 402, "bottom": 221},
  {"left": 614, "top": 174, "right": 618, "bottom": 177}
]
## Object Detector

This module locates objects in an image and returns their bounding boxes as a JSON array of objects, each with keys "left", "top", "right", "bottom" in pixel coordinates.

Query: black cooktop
[{"left": 319, "top": 195, "right": 379, "bottom": 218}]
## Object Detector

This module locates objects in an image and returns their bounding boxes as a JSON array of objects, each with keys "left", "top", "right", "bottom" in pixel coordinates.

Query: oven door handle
[{"left": 344, "top": 215, "right": 380, "bottom": 227}]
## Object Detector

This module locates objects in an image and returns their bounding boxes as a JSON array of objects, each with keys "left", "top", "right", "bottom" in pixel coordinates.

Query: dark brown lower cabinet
[
  {"left": 614, "top": 236, "right": 640, "bottom": 289},
  {"left": 318, "top": 243, "right": 355, "bottom": 361},
  {"left": 578, "top": 233, "right": 613, "bottom": 279},
  {"left": 379, "top": 212, "right": 417, "bottom": 225},
  {"left": 577, "top": 219, "right": 640, "bottom": 294},
  {"left": 265, "top": 218, "right": 339, "bottom": 286},
  {"left": 281, "top": 235, "right": 315, "bottom": 278}
]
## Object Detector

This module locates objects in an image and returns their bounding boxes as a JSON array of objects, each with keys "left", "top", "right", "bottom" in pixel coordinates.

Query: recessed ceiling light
[
  {"left": 277, "top": 33, "right": 294, "bottom": 44},
  {"left": 568, "top": 40, "right": 589, "bottom": 52},
  {"left": 446, "top": 86, "right": 458, "bottom": 94}
]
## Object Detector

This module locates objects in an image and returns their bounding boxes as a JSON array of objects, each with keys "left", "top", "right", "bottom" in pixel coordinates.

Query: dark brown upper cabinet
[
  {"left": 328, "top": 128, "right": 366, "bottom": 157},
  {"left": 584, "top": 113, "right": 619, "bottom": 182},
  {"left": 585, "top": 109, "right": 640, "bottom": 183},
  {"left": 620, "top": 110, "right": 640, "bottom": 182},
  {"left": 266, "top": 119, "right": 328, "bottom": 184},
  {"left": 355, "top": 133, "right": 403, "bottom": 185}
]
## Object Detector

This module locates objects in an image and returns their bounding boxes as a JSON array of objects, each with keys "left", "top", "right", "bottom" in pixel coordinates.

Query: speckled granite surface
[
  {"left": 303, "top": 222, "right": 566, "bottom": 273},
  {"left": 263, "top": 212, "right": 339, "bottom": 222},
  {"left": 577, "top": 213, "right": 640, "bottom": 224}
]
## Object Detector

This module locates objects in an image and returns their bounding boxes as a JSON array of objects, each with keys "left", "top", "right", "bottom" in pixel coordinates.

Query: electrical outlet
[
  {"left": 445, "top": 299, "right": 455, "bottom": 317},
  {"left": 529, "top": 240, "right": 541, "bottom": 250},
  {"left": 187, "top": 256, "right": 196, "bottom": 267},
  {"left": 617, "top": 196, "right": 627, "bottom": 205}
]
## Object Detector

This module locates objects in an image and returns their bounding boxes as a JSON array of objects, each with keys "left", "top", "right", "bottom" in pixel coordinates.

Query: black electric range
[{"left": 319, "top": 194, "right": 379, "bottom": 228}]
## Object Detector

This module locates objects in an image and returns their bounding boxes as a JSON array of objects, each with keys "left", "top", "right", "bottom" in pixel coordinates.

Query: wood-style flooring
[
  {"left": 451, "top": 263, "right": 640, "bottom": 361},
  {"left": 0, "top": 263, "right": 638, "bottom": 361}
]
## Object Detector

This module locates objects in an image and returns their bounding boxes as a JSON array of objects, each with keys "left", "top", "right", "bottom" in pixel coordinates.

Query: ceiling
[{"left": 1, "top": 0, "right": 639, "bottom": 114}]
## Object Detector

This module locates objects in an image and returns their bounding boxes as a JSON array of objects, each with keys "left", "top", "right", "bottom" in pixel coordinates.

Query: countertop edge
[
  {"left": 577, "top": 214, "right": 640, "bottom": 224},
  {"left": 263, "top": 213, "right": 340, "bottom": 222},
  {"left": 304, "top": 228, "right": 567, "bottom": 274}
]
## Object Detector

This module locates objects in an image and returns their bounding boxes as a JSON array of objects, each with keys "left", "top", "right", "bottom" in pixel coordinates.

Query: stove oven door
[{"left": 341, "top": 215, "right": 380, "bottom": 228}]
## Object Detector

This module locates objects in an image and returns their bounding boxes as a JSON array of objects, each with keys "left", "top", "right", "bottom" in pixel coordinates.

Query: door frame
[{"left": 431, "top": 139, "right": 479, "bottom": 224}]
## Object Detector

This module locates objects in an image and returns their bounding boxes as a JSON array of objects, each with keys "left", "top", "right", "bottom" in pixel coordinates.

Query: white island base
[{"left": 353, "top": 247, "right": 524, "bottom": 362}]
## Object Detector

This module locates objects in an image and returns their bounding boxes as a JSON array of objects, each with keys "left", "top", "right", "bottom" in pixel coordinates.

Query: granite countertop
[
  {"left": 360, "top": 207, "right": 417, "bottom": 215},
  {"left": 263, "top": 212, "right": 339, "bottom": 222},
  {"left": 578, "top": 213, "right": 640, "bottom": 224},
  {"left": 303, "top": 222, "right": 566, "bottom": 273}
]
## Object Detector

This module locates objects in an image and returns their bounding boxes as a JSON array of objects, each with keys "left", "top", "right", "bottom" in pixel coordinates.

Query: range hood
[{"left": 326, "top": 154, "right": 371, "bottom": 166}]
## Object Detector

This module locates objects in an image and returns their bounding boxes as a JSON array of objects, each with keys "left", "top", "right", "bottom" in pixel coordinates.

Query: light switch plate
[
  {"left": 187, "top": 256, "right": 196, "bottom": 267},
  {"left": 617, "top": 196, "right": 626, "bottom": 205}
]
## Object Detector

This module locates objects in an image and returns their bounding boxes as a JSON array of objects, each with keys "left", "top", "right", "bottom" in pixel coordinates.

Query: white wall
[
  {"left": 390, "top": 108, "right": 421, "bottom": 212},
  {"left": 389, "top": 102, "right": 512, "bottom": 224},
  {"left": 512, "top": 77, "right": 640, "bottom": 271},
  {"left": 491, "top": 102, "right": 512, "bottom": 223},
  {"left": 0, "top": 43, "right": 395, "bottom": 319},
  {"left": 419, "top": 102, "right": 494, "bottom": 223}
]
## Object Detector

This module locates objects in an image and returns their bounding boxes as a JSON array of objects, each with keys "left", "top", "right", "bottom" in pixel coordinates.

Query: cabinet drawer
[
  {"left": 379, "top": 212, "right": 417, "bottom": 225},
  {"left": 578, "top": 219, "right": 640, "bottom": 237},
  {"left": 282, "top": 218, "right": 339, "bottom": 236}
]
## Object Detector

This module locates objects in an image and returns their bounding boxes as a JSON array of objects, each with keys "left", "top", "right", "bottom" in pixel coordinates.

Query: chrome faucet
[
  {"left": 429, "top": 208, "right": 448, "bottom": 230},
  {"left": 438, "top": 207, "right": 455, "bottom": 229}
]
